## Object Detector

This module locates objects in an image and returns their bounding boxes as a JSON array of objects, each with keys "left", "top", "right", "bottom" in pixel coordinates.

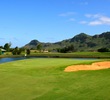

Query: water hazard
[
  {"left": 0, "top": 57, "right": 98, "bottom": 64},
  {"left": 0, "top": 57, "right": 27, "bottom": 63}
]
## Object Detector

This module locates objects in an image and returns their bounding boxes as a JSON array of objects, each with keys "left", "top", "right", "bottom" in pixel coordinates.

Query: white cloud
[
  {"left": 59, "top": 12, "right": 75, "bottom": 17},
  {"left": 69, "top": 18, "right": 75, "bottom": 21},
  {"left": 85, "top": 14, "right": 101, "bottom": 18},
  {"left": 85, "top": 14, "right": 92, "bottom": 18},
  {"left": 89, "top": 20, "right": 102, "bottom": 25},
  {"left": 79, "top": 21, "right": 87, "bottom": 24},
  {"left": 99, "top": 16, "right": 110, "bottom": 25},
  {"left": 81, "top": 14, "right": 110, "bottom": 26},
  {"left": 89, "top": 15, "right": 110, "bottom": 26}
]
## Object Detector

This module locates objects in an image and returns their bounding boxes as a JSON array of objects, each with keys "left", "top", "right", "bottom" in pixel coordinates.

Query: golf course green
[{"left": 0, "top": 58, "right": 110, "bottom": 100}]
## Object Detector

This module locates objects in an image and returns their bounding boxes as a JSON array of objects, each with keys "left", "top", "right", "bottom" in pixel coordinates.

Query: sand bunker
[{"left": 64, "top": 61, "right": 110, "bottom": 72}]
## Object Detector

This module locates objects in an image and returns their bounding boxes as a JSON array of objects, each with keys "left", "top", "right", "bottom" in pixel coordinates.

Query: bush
[
  {"left": 26, "top": 49, "right": 30, "bottom": 55},
  {"left": 0, "top": 49, "right": 2, "bottom": 55},
  {"left": 98, "top": 48, "right": 109, "bottom": 52},
  {"left": 12, "top": 47, "right": 22, "bottom": 55}
]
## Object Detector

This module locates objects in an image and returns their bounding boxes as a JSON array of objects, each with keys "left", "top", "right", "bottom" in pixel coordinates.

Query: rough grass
[
  {"left": 0, "top": 58, "right": 110, "bottom": 100},
  {"left": 1, "top": 52, "right": 110, "bottom": 58},
  {"left": 29, "top": 52, "right": 110, "bottom": 58}
]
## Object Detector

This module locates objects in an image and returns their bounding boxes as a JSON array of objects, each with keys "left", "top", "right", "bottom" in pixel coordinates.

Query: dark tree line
[
  {"left": 12, "top": 47, "right": 30, "bottom": 55},
  {"left": 57, "top": 45, "right": 76, "bottom": 53},
  {"left": 57, "top": 45, "right": 110, "bottom": 53},
  {"left": 98, "top": 47, "right": 109, "bottom": 52},
  {"left": 4, "top": 43, "right": 11, "bottom": 52},
  {"left": 12, "top": 47, "right": 23, "bottom": 55},
  {"left": 26, "top": 49, "right": 30, "bottom": 55}
]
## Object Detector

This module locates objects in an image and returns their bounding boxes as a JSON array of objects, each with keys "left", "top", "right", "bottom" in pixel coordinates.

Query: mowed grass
[{"left": 0, "top": 58, "right": 110, "bottom": 100}]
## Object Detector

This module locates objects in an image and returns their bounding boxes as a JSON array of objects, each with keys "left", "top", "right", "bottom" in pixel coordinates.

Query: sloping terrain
[
  {"left": 24, "top": 32, "right": 110, "bottom": 51},
  {"left": 0, "top": 59, "right": 110, "bottom": 100}
]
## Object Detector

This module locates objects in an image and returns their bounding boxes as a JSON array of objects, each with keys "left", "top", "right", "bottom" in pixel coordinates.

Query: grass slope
[
  {"left": 29, "top": 52, "right": 110, "bottom": 58},
  {"left": 0, "top": 58, "right": 110, "bottom": 100}
]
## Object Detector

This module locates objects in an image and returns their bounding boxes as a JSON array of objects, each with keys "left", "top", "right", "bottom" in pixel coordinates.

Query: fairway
[{"left": 0, "top": 58, "right": 110, "bottom": 100}]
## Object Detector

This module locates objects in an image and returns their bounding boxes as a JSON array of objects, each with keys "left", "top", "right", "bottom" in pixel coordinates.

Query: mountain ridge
[{"left": 24, "top": 32, "right": 110, "bottom": 51}]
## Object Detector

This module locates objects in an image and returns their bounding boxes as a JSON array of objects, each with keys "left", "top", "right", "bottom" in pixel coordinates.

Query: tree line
[
  {"left": 0, "top": 43, "right": 43, "bottom": 55},
  {"left": 0, "top": 42, "right": 110, "bottom": 55},
  {"left": 57, "top": 45, "right": 110, "bottom": 53},
  {"left": 0, "top": 43, "right": 30, "bottom": 55}
]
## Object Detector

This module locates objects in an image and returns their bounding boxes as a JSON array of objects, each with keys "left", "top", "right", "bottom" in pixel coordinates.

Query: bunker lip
[{"left": 64, "top": 61, "right": 110, "bottom": 72}]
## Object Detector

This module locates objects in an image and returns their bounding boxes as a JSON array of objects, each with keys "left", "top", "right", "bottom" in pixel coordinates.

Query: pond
[
  {"left": 0, "top": 57, "right": 98, "bottom": 64},
  {"left": 0, "top": 57, "right": 27, "bottom": 63}
]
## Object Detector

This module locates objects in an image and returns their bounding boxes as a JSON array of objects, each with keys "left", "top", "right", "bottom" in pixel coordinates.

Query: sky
[{"left": 0, "top": 0, "right": 110, "bottom": 47}]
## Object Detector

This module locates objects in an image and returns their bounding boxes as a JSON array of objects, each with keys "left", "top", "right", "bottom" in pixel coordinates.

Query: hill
[{"left": 24, "top": 32, "right": 110, "bottom": 51}]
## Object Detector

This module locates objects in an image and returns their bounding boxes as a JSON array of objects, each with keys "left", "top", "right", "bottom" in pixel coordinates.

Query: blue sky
[{"left": 0, "top": 0, "right": 110, "bottom": 47}]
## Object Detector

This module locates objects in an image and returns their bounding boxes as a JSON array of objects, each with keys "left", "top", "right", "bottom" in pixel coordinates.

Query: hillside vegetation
[{"left": 24, "top": 32, "right": 110, "bottom": 52}]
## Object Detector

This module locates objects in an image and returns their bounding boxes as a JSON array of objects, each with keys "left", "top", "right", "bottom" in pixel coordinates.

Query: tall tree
[
  {"left": 0, "top": 49, "right": 2, "bottom": 55},
  {"left": 26, "top": 49, "right": 30, "bottom": 55},
  {"left": 12, "top": 47, "right": 22, "bottom": 55},
  {"left": 37, "top": 44, "right": 42, "bottom": 52},
  {"left": 4, "top": 43, "right": 11, "bottom": 52}
]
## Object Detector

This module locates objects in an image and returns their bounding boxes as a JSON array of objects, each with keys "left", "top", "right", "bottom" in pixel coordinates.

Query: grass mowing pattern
[{"left": 0, "top": 58, "right": 110, "bottom": 100}]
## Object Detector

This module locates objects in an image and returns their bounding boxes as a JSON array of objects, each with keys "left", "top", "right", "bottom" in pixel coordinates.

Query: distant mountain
[
  {"left": 24, "top": 32, "right": 110, "bottom": 51},
  {"left": 24, "top": 40, "right": 40, "bottom": 49}
]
